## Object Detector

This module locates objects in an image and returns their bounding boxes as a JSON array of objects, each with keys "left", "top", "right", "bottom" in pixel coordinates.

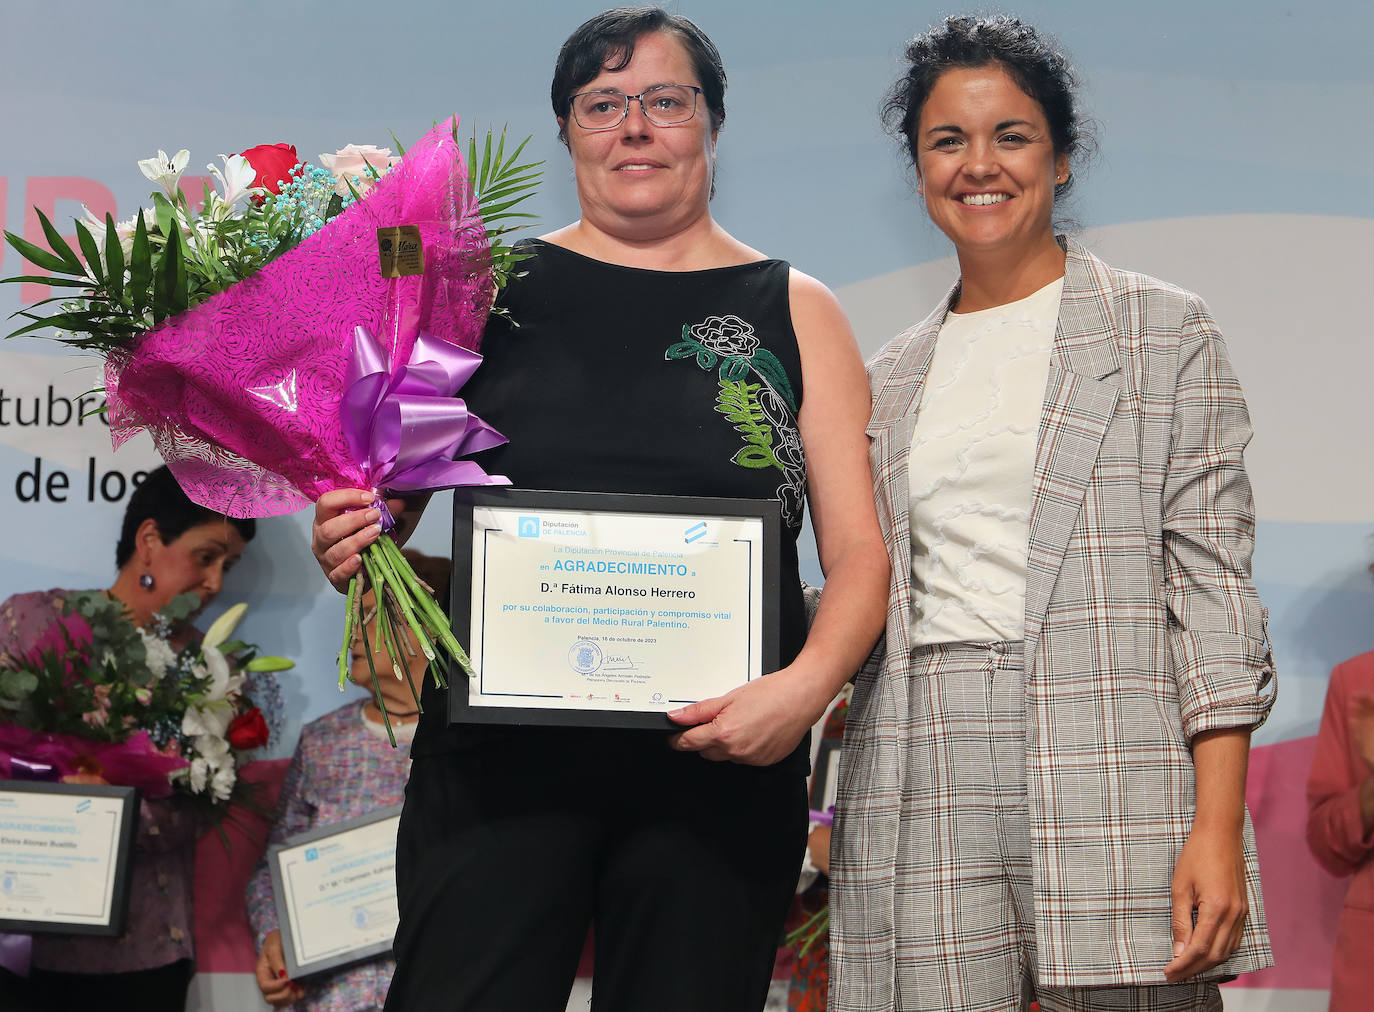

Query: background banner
[{"left": 2, "top": 2, "right": 1369, "bottom": 1008}]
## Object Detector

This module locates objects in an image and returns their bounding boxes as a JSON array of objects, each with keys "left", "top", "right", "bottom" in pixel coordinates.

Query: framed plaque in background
[
  {"left": 450, "top": 489, "right": 781, "bottom": 731},
  {"left": 0, "top": 781, "right": 139, "bottom": 936},
  {"left": 267, "top": 805, "right": 402, "bottom": 979},
  {"left": 811, "top": 738, "right": 842, "bottom": 816}
]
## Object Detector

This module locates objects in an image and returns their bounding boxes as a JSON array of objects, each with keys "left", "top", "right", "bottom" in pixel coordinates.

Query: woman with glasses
[
  {"left": 829, "top": 15, "right": 1274, "bottom": 1012},
  {"left": 310, "top": 7, "right": 888, "bottom": 1011}
]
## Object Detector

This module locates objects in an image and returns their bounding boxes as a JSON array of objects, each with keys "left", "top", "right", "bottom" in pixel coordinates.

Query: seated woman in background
[
  {"left": 0, "top": 464, "right": 256, "bottom": 1012},
  {"left": 246, "top": 550, "right": 450, "bottom": 1012}
]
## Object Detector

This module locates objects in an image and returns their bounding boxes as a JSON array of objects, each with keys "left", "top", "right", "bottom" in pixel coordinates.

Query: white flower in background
[
  {"left": 193, "top": 734, "right": 231, "bottom": 765},
  {"left": 202, "top": 603, "right": 247, "bottom": 652},
  {"left": 181, "top": 644, "right": 245, "bottom": 738},
  {"left": 139, "top": 629, "right": 177, "bottom": 681},
  {"left": 319, "top": 144, "right": 400, "bottom": 197},
  {"left": 206, "top": 154, "right": 259, "bottom": 219},
  {"left": 138, "top": 148, "right": 189, "bottom": 199},
  {"left": 188, "top": 757, "right": 209, "bottom": 794},
  {"left": 80, "top": 206, "right": 159, "bottom": 265},
  {"left": 211, "top": 766, "right": 236, "bottom": 802}
]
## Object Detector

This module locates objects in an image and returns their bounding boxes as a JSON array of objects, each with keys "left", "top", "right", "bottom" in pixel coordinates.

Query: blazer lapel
[
  {"left": 1023, "top": 240, "right": 1123, "bottom": 671},
  {"left": 868, "top": 292, "right": 951, "bottom": 428},
  {"left": 867, "top": 293, "right": 951, "bottom": 663}
]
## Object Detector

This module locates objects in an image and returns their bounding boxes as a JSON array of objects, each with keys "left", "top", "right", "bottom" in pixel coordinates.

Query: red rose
[
  {"left": 239, "top": 143, "right": 300, "bottom": 198},
  {"left": 226, "top": 707, "right": 270, "bottom": 750}
]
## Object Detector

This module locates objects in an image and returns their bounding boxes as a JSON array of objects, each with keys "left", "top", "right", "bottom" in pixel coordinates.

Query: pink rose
[{"left": 319, "top": 144, "right": 400, "bottom": 196}]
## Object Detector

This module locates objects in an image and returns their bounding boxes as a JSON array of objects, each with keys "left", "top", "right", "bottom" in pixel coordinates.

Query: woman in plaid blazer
[{"left": 829, "top": 17, "right": 1275, "bottom": 1012}]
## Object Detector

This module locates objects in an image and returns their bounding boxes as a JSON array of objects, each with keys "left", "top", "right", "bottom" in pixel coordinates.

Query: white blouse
[{"left": 906, "top": 277, "right": 1063, "bottom": 646}]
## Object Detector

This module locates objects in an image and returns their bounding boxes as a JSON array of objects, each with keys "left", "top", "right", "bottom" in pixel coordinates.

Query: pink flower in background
[
  {"left": 319, "top": 144, "right": 401, "bottom": 196},
  {"left": 82, "top": 684, "right": 112, "bottom": 728}
]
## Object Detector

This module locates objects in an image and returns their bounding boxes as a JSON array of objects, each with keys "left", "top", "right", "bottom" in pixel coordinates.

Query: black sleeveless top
[{"left": 411, "top": 240, "right": 809, "bottom": 762}]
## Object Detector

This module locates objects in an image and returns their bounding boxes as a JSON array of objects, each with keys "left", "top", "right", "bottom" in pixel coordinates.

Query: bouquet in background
[
  {"left": 0, "top": 592, "right": 292, "bottom": 824},
  {"left": 3, "top": 121, "right": 541, "bottom": 741}
]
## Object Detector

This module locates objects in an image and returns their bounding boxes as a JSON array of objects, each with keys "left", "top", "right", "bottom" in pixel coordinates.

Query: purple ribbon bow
[{"left": 342, "top": 326, "right": 509, "bottom": 527}]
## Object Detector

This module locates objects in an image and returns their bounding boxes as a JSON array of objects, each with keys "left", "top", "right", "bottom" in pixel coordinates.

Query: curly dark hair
[
  {"left": 550, "top": 6, "right": 727, "bottom": 146},
  {"left": 114, "top": 465, "right": 256, "bottom": 569},
  {"left": 882, "top": 14, "right": 1091, "bottom": 203}
]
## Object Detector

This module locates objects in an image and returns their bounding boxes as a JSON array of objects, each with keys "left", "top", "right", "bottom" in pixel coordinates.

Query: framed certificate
[
  {"left": 450, "top": 489, "right": 781, "bottom": 730},
  {"left": 811, "top": 738, "right": 842, "bottom": 816},
  {"left": 268, "top": 805, "right": 402, "bottom": 979},
  {"left": 0, "top": 781, "right": 139, "bottom": 935}
]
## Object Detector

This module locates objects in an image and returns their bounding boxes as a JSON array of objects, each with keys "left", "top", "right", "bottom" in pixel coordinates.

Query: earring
[{"left": 139, "top": 573, "right": 155, "bottom": 590}]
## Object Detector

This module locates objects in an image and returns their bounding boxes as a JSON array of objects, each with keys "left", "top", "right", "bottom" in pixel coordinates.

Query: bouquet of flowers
[
  {"left": 3, "top": 121, "right": 540, "bottom": 740},
  {"left": 0, "top": 592, "right": 291, "bottom": 820}
]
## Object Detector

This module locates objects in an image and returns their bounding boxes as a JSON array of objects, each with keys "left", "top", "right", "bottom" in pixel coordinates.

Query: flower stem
[
  {"left": 366, "top": 539, "right": 436, "bottom": 664},
  {"left": 337, "top": 574, "right": 359, "bottom": 690},
  {"left": 361, "top": 554, "right": 405, "bottom": 682},
  {"left": 354, "top": 573, "right": 396, "bottom": 749},
  {"left": 377, "top": 535, "right": 470, "bottom": 677}
]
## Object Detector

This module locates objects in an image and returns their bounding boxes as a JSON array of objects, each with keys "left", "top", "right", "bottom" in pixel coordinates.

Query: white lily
[
  {"left": 182, "top": 703, "right": 232, "bottom": 739},
  {"left": 193, "top": 734, "right": 231, "bottom": 764},
  {"left": 206, "top": 154, "right": 259, "bottom": 219},
  {"left": 80, "top": 205, "right": 144, "bottom": 261},
  {"left": 202, "top": 603, "right": 247, "bottom": 652},
  {"left": 138, "top": 149, "right": 190, "bottom": 200},
  {"left": 188, "top": 758, "right": 209, "bottom": 794}
]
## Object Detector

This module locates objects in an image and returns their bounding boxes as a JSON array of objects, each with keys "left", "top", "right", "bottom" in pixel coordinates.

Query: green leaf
[
  {"left": 5, "top": 310, "right": 103, "bottom": 340},
  {"left": 0, "top": 275, "right": 96, "bottom": 288},
  {"left": 751, "top": 350, "right": 798, "bottom": 413},
  {"left": 388, "top": 129, "right": 407, "bottom": 157},
  {"left": 153, "top": 192, "right": 176, "bottom": 239},
  {"left": 127, "top": 212, "right": 152, "bottom": 316},
  {"left": 104, "top": 213, "right": 125, "bottom": 303},
  {"left": 719, "top": 356, "right": 750, "bottom": 383},
  {"left": 35, "top": 209, "right": 84, "bottom": 274},
  {"left": 665, "top": 341, "right": 702, "bottom": 361},
  {"left": 0, "top": 669, "right": 39, "bottom": 699},
  {"left": 74, "top": 221, "right": 104, "bottom": 286},
  {"left": 4, "top": 229, "right": 71, "bottom": 274},
  {"left": 245, "top": 655, "right": 295, "bottom": 672}
]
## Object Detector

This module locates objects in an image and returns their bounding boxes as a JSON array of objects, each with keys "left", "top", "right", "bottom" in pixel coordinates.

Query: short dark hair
[
  {"left": 551, "top": 7, "right": 727, "bottom": 146},
  {"left": 882, "top": 15, "right": 1090, "bottom": 202},
  {"left": 401, "top": 548, "right": 452, "bottom": 613},
  {"left": 114, "top": 465, "right": 257, "bottom": 569}
]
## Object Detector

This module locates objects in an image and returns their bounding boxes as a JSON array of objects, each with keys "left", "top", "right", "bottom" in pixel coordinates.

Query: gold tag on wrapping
[{"left": 377, "top": 225, "right": 424, "bottom": 278}]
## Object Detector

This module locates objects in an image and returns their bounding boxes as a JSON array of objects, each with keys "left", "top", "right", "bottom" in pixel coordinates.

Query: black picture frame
[
  {"left": 450, "top": 488, "right": 782, "bottom": 731},
  {"left": 267, "top": 804, "right": 404, "bottom": 980},
  {"left": 810, "top": 738, "right": 842, "bottom": 816},
  {"left": 0, "top": 781, "right": 139, "bottom": 936}
]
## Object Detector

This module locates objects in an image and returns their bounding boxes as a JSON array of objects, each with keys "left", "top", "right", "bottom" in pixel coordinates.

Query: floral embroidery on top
[{"left": 666, "top": 314, "right": 806, "bottom": 527}]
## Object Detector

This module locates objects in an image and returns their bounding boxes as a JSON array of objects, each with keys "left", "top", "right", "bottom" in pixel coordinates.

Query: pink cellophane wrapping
[{"left": 104, "top": 118, "right": 494, "bottom": 518}]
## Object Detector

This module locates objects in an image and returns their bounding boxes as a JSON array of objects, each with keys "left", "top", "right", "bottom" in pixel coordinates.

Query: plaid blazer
[{"left": 854, "top": 236, "right": 1276, "bottom": 985}]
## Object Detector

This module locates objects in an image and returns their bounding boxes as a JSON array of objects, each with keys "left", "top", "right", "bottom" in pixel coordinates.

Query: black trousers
[
  {"left": 13, "top": 958, "right": 194, "bottom": 1012},
  {"left": 385, "top": 731, "right": 808, "bottom": 1012}
]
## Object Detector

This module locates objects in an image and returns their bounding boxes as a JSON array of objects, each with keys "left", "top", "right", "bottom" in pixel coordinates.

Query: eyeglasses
[{"left": 569, "top": 85, "right": 703, "bottom": 131}]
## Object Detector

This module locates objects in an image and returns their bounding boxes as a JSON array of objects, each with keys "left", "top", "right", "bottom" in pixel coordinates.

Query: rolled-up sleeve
[
  {"left": 1161, "top": 297, "right": 1276, "bottom": 739},
  {"left": 1306, "top": 660, "right": 1374, "bottom": 876}
]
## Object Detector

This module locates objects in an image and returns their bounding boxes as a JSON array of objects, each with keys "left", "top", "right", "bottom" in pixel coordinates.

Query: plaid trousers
[{"left": 830, "top": 641, "right": 1223, "bottom": 1012}]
